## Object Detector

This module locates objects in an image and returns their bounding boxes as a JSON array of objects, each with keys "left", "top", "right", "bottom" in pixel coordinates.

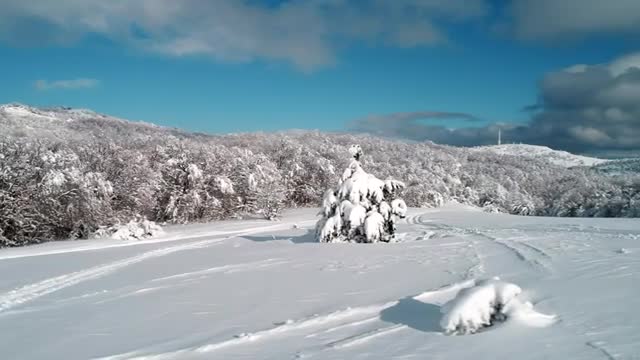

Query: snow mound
[
  {"left": 94, "top": 219, "right": 163, "bottom": 241},
  {"left": 440, "top": 277, "right": 556, "bottom": 335}
]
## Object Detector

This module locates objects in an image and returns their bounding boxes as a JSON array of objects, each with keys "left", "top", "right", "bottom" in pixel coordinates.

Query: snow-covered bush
[
  {"left": 316, "top": 145, "right": 407, "bottom": 243},
  {"left": 94, "top": 218, "right": 163, "bottom": 241},
  {"left": 439, "top": 277, "right": 556, "bottom": 335},
  {"left": 440, "top": 277, "right": 522, "bottom": 335}
]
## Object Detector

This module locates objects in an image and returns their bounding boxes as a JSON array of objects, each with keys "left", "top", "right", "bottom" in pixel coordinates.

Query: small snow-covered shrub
[
  {"left": 440, "top": 277, "right": 522, "bottom": 335},
  {"left": 316, "top": 145, "right": 406, "bottom": 243},
  {"left": 440, "top": 277, "right": 556, "bottom": 335},
  {"left": 94, "top": 218, "right": 163, "bottom": 241}
]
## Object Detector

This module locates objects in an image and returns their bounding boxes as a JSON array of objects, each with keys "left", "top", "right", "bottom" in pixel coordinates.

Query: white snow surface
[
  {"left": 1, "top": 204, "right": 639, "bottom": 359},
  {"left": 476, "top": 144, "right": 608, "bottom": 167}
]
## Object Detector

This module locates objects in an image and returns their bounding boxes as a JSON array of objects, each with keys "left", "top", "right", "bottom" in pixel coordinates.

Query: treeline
[{"left": 1, "top": 123, "right": 639, "bottom": 247}]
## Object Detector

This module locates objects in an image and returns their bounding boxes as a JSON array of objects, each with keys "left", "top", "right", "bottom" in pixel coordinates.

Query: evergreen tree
[{"left": 316, "top": 145, "right": 407, "bottom": 243}]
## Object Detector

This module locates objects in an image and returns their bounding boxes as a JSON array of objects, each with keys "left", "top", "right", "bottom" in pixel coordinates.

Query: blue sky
[{"left": 0, "top": 1, "right": 639, "bottom": 154}]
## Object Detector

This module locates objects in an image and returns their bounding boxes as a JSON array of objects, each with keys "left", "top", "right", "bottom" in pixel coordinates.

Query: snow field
[{"left": 0, "top": 205, "right": 638, "bottom": 359}]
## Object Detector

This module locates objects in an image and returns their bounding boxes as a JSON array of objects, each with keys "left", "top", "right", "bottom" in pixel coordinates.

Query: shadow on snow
[
  {"left": 242, "top": 229, "right": 316, "bottom": 244},
  {"left": 380, "top": 296, "right": 442, "bottom": 333}
]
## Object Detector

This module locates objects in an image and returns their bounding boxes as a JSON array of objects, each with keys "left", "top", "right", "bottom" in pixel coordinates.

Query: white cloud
[
  {"left": 35, "top": 78, "right": 100, "bottom": 90},
  {"left": 609, "top": 52, "right": 640, "bottom": 76},
  {"left": 0, "top": 0, "right": 488, "bottom": 71}
]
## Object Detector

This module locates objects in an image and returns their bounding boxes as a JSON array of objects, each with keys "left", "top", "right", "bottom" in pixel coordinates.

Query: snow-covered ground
[
  {"left": 476, "top": 144, "right": 608, "bottom": 168},
  {"left": 0, "top": 204, "right": 639, "bottom": 359}
]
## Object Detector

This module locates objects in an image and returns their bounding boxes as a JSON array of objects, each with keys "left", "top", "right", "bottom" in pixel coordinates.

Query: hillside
[
  {"left": 0, "top": 103, "right": 205, "bottom": 142},
  {"left": 1, "top": 104, "right": 640, "bottom": 247},
  {"left": 475, "top": 144, "right": 609, "bottom": 168}
]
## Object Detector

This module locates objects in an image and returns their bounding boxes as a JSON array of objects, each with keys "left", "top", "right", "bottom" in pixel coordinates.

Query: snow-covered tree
[{"left": 316, "top": 145, "right": 407, "bottom": 243}]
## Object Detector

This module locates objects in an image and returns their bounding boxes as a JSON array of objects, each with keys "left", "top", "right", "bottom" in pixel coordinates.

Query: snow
[
  {"left": 0, "top": 104, "right": 49, "bottom": 119},
  {"left": 0, "top": 205, "right": 639, "bottom": 359},
  {"left": 0, "top": 104, "right": 97, "bottom": 123},
  {"left": 214, "top": 176, "right": 235, "bottom": 194},
  {"left": 364, "top": 211, "right": 385, "bottom": 243},
  {"left": 391, "top": 198, "right": 407, "bottom": 218},
  {"left": 344, "top": 202, "right": 366, "bottom": 232},
  {"left": 476, "top": 144, "right": 608, "bottom": 168}
]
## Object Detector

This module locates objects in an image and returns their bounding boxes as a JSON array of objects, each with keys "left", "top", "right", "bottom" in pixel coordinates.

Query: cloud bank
[
  {"left": 34, "top": 78, "right": 100, "bottom": 91},
  {"left": 0, "top": 0, "right": 488, "bottom": 71},
  {"left": 1, "top": 1, "right": 638, "bottom": 70},
  {"left": 351, "top": 52, "right": 640, "bottom": 156}
]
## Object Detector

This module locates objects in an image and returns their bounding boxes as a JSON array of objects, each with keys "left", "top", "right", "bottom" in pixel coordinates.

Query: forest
[{"left": 1, "top": 104, "right": 639, "bottom": 247}]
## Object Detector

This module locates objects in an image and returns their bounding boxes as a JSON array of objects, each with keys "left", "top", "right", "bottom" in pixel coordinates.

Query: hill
[
  {"left": 1, "top": 103, "right": 639, "bottom": 246},
  {"left": 0, "top": 103, "right": 206, "bottom": 142},
  {"left": 474, "top": 144, "right": 608, "bottom": 168}
]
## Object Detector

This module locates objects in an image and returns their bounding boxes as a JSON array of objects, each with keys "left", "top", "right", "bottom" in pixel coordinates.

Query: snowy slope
[
  {"left": 476, "top": 144, "right": 608, "bottom": 168},
  {"left": 0, "top": 103, "right": 105, "bottom": 122},
  {"left": 0, "top": 103, "right": 186, "bottom": 142},
  {"left": 0, "top": 206, "right": 639, "bottom": 359}
]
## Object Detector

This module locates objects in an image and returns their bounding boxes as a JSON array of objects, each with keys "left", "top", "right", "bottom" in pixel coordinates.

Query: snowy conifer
[{"left": 316, "top": 145, "right": 406, "bottom": 243}]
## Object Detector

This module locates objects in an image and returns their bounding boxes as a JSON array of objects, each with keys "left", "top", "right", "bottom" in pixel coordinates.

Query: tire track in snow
[
  {"left": 408, "top": 212, "right": 553, "bottom": 274},
  {"left": 462, "top": 230, "right": 552, "bottom": 273},
  {"left": 0, "top": 223, "right": 305, "bottom": 313},
  {"left": 493, "top": 238, "right": 552, "bottom": 272},
  {"left": 405, "top": 212, "right": 487, "bottom": 278}
]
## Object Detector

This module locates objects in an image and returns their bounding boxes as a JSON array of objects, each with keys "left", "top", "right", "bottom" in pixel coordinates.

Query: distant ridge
[
  {"left": 475, "top": 144, "right": 609, "bottom": 168},
  {"left": 0, "top": 103, "right": 628, "bottom": 170}
]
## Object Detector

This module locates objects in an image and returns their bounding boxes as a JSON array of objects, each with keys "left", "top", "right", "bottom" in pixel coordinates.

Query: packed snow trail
[
  {"left": 0, "top": 205, "right": 639, "bottom": 360},
  {"left": 0, "top": 221, "right": 313, "bottom": 312}
]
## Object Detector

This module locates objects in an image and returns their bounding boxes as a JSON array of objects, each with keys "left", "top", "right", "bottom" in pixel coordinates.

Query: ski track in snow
[
  {"left": 96, "top": 302, "right": 398, "bottom": 360},
  {"left": 586, "top": 341, "right": 618, "bottom": 360},
  {"left": 0, "top": 220, "right": 317, "bottom": 261},
  {"left": 305, "top": 316, "right": 379, "bottom": 338},
  {"left": 150, "top": 258, "right": 288, "bottom": 282},
  {"left": 0, "top": 223, "right": 308, "bottom": 313},
  {"left": 326, "top": 324, "right": 406, "bottom": 349},
  {"left": 98, "top": 280, "right": 477, "bottom": 360}
]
